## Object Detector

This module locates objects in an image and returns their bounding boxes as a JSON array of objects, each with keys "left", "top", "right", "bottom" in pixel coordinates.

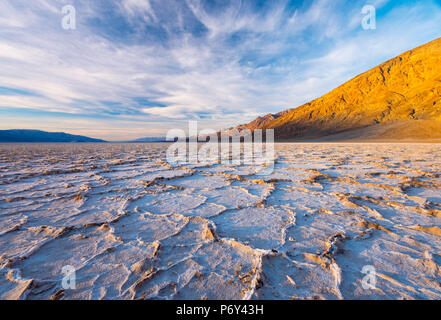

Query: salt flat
[{"left": 0, "top": 143, "right": 440, "bottom": 300}]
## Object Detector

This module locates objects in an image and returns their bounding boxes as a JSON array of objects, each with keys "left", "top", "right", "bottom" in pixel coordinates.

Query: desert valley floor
[{"left": 0, "top": 143, "right": 440, "bottom": 300}]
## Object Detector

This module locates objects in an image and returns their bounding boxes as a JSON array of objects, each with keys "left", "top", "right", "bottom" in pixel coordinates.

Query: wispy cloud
[{"left": 0, "top": 0, "right": 440, "bottom": 140}]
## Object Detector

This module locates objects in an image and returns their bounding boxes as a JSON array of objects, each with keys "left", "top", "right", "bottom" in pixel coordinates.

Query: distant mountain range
[
  {"left": 232, "top": 37, "right": 441, "bottom": 141},
  {"left": 0, "top": 130, "right": 106, "bottom": 143},
  {"left": 131, "top": 137, "right": 167, "bottom": 142}
]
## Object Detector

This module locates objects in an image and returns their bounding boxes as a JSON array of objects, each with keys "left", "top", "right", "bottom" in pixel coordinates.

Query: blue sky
[{"left": 0, "top": 0, "right": 440, "bottom": 140}]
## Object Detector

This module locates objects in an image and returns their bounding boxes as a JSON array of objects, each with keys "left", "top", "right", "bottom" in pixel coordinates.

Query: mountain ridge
[
  {"left": 0, "top": 129, "right": 106, "bottom": 143},
  {"left": 234, "top": 37, "right": 441, "bottom": 141},
  {"left": 131, "top": 136, "right": 168, "bottom": 142}
]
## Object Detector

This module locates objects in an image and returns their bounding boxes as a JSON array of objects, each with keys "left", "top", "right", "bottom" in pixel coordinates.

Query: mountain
[
  {"left": 234, "top": 37, "right": 441, "bottom": 141},
  {"left": 0, "top": 130, "right": 106, "bottom": 143},
  {"left": 236, "top": 109, "right": 293, "bottom": 131},
  {"left": 132, "top": 137, "right": 167, "bottom": 142}
]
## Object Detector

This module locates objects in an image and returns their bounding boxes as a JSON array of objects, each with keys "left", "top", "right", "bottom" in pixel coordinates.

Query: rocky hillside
[{"left": 236, "top": 37, "right": 441, "bottom": 141}]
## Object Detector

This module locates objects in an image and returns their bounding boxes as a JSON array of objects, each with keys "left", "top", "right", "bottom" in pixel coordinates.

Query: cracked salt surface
[{"left": 0, "top": 143, "right": 440, "bottom": 300}]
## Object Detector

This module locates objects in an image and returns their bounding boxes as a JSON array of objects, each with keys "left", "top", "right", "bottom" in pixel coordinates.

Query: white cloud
[{"left": 0, "top": 0, "right": 440, "bottom": 140}]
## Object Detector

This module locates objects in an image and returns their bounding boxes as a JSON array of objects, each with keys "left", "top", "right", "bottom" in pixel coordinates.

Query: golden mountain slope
[{"left": 240, "top": 37, "right": 441, "bottom": 141}]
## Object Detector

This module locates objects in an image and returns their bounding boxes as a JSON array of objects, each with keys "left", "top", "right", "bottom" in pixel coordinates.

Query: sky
[{"left": 0, "top": 0, "right": 441, "bottom": 141}]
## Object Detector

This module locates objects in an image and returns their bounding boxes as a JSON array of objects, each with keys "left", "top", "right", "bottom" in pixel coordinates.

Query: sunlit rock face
[
  {"left": 235, "top": 37, "right": 441, "bottom": 141},
  {"left": 0, "top": 143, "right": 440, "bottom": 300}
]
